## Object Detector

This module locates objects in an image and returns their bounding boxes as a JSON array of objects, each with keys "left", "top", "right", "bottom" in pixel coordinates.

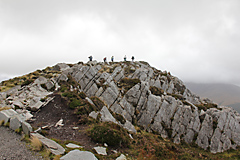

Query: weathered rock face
[{"left": 1, "top": 61, "right": 240, "bottom": 153}]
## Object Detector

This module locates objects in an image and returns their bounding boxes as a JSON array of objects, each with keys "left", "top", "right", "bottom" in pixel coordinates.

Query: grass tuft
[
  {"left": 30, "top": 136, "right": 43, "bottom": 151},
  {"left": 0, "top": 106, "right": 11, "bottom": 111}
]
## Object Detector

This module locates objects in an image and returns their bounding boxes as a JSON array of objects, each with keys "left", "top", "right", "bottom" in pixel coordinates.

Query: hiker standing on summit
[
  {"left": 88, "top": 55, "right": 93, "bottom": 61},
  {"left": 131, "top": 56, "right": 135, "bottom": 62},
  {"left": 103, "top": 57, "right": 107, "bottom": 62},
  {"left": 111, "top": 56, "right": 114, "bottom": 62},
  {"left": 124, "top": 55, "right": 127, "bottom": 61}
]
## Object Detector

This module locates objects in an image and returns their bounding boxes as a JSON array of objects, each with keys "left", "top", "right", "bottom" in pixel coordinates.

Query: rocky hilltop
[{"left": 0, "top": 60, "right": 240, "bottom": 156}]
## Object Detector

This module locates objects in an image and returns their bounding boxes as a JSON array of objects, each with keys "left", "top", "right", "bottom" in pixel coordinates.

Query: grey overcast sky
[{"left": 1, "top": 0, "right": 240, "bottom": 86}]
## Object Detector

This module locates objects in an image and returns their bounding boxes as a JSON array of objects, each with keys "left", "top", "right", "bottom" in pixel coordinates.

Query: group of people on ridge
[{"left": 88, "top": 55, "right": 135, "bottom": 62}]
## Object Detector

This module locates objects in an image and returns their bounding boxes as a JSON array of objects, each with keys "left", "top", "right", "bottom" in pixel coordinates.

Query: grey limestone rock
[
  {"left": 89, "top": 111, "right": 99, "bottom": 119},
  {"left": 31, "top": 133, "right": 65, "bottom": 155},
  {"left": 123, "top": 120, "right": 136, "bottom": 133},
  {"left": 138, "top": 94, "right": 161, "bottom": 129},
  {"left": 100, "top": 106, "right": 118, "bottom": 124},
  {"left": 22, "top": 121, "right": 33, "bottom": 135},
  {"left": 116, "top": 154, "right": 127, "bottom": 160},
  {"left": 94, "top": 146, "right": 107, "bottom": 155},
  {"left": 196, "top": 114, "right": 213, "bottom": 150},
  {"left": 119, "top": 97, "right": 135, "bottom": 117},
  {"left": 10, "top": 114, "right": 25, "bottom": 131},
  {"left": 45, "top": 80, "right": 55, "bottom": 90},
  {"left": 60, "top": 149, "right": 98, "bottom": 160},
  {"left": 53, "top": 63, "right": 70, "bottom": 71},
  {"left": 66, "top": 143, "right": 82, "bottom": 148},
  {"left": 34, "top": 76, "right": 48, "bottom": 85},
  {"left": 100, "top": 87, "right": 118, "bottom": 107},
  {"left": 0, "top": 109, "right": 18, "bottom": 125}
]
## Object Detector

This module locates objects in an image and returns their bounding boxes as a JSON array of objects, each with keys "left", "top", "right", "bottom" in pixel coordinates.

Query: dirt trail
[{"left": 0, "top": 126, "right": 43, "bottom": 160}]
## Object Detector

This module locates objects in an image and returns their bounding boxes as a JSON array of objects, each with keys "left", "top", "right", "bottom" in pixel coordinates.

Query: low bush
[
  {"left": 69, "top": 99, "right": 83, "bottom": 109},
  {"left": 90, "top": 122, "right": 130, "bottom": 147}
]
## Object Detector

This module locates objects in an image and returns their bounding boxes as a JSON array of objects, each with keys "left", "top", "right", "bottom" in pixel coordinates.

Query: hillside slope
[
  {"left": 186, "top": 83, "right": 240, "bottom": 113},
  {"left": 0, "top": 61, "right": 240, "bottom": 158}
]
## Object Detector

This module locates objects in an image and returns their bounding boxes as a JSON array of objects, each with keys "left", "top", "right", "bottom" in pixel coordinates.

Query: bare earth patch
[{"left": 30, "top": 93, "right": 96, "bottom": 150}]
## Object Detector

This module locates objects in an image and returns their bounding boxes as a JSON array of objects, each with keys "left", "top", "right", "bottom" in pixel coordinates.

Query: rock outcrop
[{"left": 1, "top": 61, "right": 240, "bottom": 154}]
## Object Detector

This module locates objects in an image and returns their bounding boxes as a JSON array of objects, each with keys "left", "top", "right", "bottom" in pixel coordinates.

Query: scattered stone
[
  {"left": 66, "top": 143, "right": 83, "bottom": 148},
  {"left": 41, "top": 125, "right": 50, "bottom": 130},
  {"left": 104, "top": 143, "right": 108, "bottom": 147},
  {"left": 55, "top": 119, "right": 64, "bottom": 127},
  {"left": 25, "top": 111, "right": 33, "bottom": 120},
  {"left": 72, "top": 127, "right": 79, "bottom": 130},
  {"left": 116, "top": 154, "right": 127, "bottom": 160},
  {"left": 129, "top": 134, "right": 133, "bottom": 139},
  {"left": 112, "top": 150, "right": 118, "bottom": 154},
  {"left": 60, "top": 149, "right": 98, "bottom": 160},
  {"left": 94, "top": 146, "right": 107, "bottom": 156},
  {"left": 89, "top": 111, "right": 99, "bottom": 119}
]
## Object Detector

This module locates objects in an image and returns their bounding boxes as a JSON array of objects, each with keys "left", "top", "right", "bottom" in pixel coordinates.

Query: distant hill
[{"left": 185, "top": 82, "right": 240, "bottom": 113}]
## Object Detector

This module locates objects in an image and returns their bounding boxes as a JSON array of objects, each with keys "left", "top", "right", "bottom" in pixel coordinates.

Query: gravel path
[{"left": 0, "top": 126, "right": 44, "bottom": 160}]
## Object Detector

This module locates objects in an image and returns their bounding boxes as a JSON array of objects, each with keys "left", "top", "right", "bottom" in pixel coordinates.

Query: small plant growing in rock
[
  {"left": 15, "top": 127, "right": 23, "bottom": 134},
  {"left": 90, "top": 96, "right": 105, "bottom": 110},
  {"left": 0, "top": 120, "right": 4, "bottom": 126},
  {"left": 4, "top": 122, "right": 10, "bottom": 127},
  {"left": 79, "top": 91, "right": 86, "bottom": 99}
]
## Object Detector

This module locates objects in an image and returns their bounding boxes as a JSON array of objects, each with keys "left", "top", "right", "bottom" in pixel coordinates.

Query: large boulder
[
  {"left": 0, "top": 109, "right": 18, "bottom": 125},
  {"left": 53, "top": 63, "right": 70, "bottom": 71},
  {"left": 10, "top": 114, "right": 25, "bottom": 131},
  {"left": 31, "top": 133, "right": 65, "bottom": 155},
  {"left": 60, "top": 149, "right": 98, "bottom": 160}
]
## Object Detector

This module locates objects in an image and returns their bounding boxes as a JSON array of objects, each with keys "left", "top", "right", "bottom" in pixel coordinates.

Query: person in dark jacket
[
  {"left": 111, "top": 56, "right": 114, "bottom": 62},
  {"left": 131, "top": 56, "right": 135, "bottom": 62},
  {"left": 88, "top": 55, "right": 93, "bottom": 61},
  {"left": 124, "top": 55, "right": 127, "bottom": 61}
]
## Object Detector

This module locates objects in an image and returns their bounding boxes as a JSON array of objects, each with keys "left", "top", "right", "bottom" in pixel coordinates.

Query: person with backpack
[
  {"left": 131, "top": 56, "right": 135, "bottom": 62},
  {"left": 103, "top": 57, "right": 107, "bottom": 62},
  {"left": 124, "top": 55, "right": 127, "bottom": 61},
  {"left": 111, "top": 56, "right": 114, "bottom": 62},
  {"left": 88, "top": 55, "right": 93, "bottom": 61}
]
